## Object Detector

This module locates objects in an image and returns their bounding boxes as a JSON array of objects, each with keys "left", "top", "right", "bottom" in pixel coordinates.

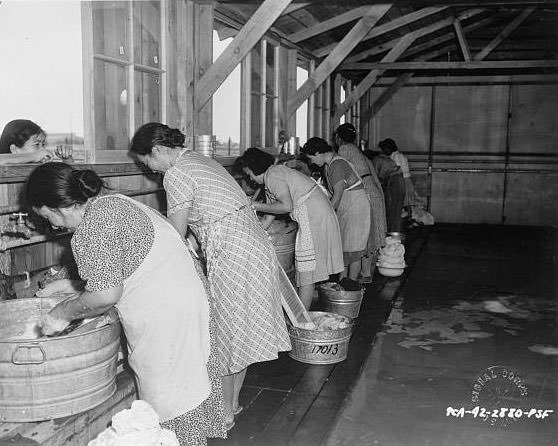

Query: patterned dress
[
  {"left": 163, "top": 151, "right": 291, "bottom": 375},
  {"left": 264, "top": 165, "right": 344, "bottom": 286},
  {"left": 71, "top": 194, "right": 225, "bottom": 446},
  {"left": 338, "top": 143, "right": 387, "bottom": 255}
]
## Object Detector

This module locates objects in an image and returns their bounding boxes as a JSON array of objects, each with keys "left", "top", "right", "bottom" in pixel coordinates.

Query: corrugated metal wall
[{"left": 364, "top": 82, "right": 558, "bottom": 226}]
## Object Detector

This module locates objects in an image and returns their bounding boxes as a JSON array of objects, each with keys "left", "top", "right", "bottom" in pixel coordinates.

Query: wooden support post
[
  {"left": 286, "top": 49, "right": 298, "bottom": 137},
  {"left": 334, "top": 33, "right": 417, "bottom": 123},
  {"left": 332, "top": 73, "right": 343, "bottom": 129},
  {"left": 307, "top": 60, "right": 315, "bottom": 139},
  {"left": 194, "top": 1, "right": 214, "bottom": 135},
  {"left": 240, "top": 52, "right": 252, "bottom": 151},
  {"left": 343, "top": 80, "right": 352, "bottom": 124},
  {"left": 314, "top": 84, "right": 323, "bottom": 138},
  {"left": 195, "top": 0, "right": 293, "bottom": 112},
  {"left": 323, "top": 76, "right": 331, "bottom": 141},
  {"left": 453, "top": 18, "right": 471, "bottom": 61},
  {"left": 287, "top": 4, "right": 392, "bottom": 119}
]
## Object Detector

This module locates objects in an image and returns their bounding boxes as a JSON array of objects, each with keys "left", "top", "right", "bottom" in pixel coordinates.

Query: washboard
[{"left": 278, "top": 265, "right": 312, "bottom": 328}]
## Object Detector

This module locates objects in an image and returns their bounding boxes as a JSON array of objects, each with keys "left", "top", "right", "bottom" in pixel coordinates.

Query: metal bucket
[
  {"left": 268, "top": 220, "right": 297, "bottom": 284},
  {"left": 288, "top": 311, "right": 353, "bottom": 365},
  {"left": 194, "top": 135, "right": 215, "bottom": 157},
  {"left": 0, "top": 298, "right": 120, "bottom": 422},
  {"left": 318, "top": 283, "right": 364, "bottom": 319}
]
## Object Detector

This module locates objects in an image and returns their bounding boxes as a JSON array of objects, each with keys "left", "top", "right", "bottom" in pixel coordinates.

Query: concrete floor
[
  {"left": 326, "top": 225, "right": 558, "bottom": 446},
  {"left": 211, "top": 224, "right": 557, "bottom": 446}
]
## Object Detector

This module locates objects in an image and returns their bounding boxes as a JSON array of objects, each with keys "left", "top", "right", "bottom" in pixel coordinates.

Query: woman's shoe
[
  {"left": 226, "top": 420, "right": 236, "bottom": 431},
  {"left": 233, "top": 405, "right": 244, "bottom": 416}
]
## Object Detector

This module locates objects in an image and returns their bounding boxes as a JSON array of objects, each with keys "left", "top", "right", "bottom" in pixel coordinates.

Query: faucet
[{"left": 1, "top": 213, "right": 33, "bottom": 239}]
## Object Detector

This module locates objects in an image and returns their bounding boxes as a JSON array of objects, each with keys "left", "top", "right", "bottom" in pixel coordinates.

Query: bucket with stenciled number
[{"left": 287, "top": 311, "right": 353, "bottom": 365}]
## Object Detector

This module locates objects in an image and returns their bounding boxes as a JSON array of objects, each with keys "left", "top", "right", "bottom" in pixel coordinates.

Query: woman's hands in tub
[
  {"left": 40, "top": 311, "right": 71, "bottom": 336},
  {"left": 36, "top": 278, "right": 84, "bottom": 298}
]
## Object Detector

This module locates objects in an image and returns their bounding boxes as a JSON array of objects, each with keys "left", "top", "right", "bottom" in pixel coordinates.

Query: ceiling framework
[{"left": 213, "top": 0, "right": 558, "bottom": 119}]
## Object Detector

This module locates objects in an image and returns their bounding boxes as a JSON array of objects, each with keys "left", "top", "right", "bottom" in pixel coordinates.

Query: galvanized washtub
[
  {"left": 0, "top": 297, "right": 120, "bottom": 422},
  {"left": 268, "top": 219, "right": 298, "bottom": 284},
  {"left": 318, "top": 282, "right": 364, "bottom": 319},
  {"left": 288, "top": 311, "right": 354, "bottom": 365}
]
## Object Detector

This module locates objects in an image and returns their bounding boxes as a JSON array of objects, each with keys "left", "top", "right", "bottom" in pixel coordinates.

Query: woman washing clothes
[
  {"left": 373, "top": 139, "right": 406, "bottom": 233},
  {"left": 334, "top": 123, "right": 386, "bottom": 284},
  {"left": 385, "top": 138, "right": 416, "bottom": 215},
  {"left": 129, "top": 123, "right": 291, "bottom": 430},
  {"left": 301, "top": 137, "right": 371, "bottom": 284},
  {"left": 28, "top": 163, "right": 226, "bottom": 446},
  {"left": 236, "top": 147, "right": 344, "bottom": 309},
  {"left": 0, "top": 119, "right": 72, "bottom": 165}
]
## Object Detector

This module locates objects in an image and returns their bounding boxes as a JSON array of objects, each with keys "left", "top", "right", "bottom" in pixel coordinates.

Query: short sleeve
[
  {"left": 328, "top": 159, "right": 352, "bottom": 189},
  {"left": 71, "top": 202, "right": 124, "bottom": 292},
  {"left": 164, "top": 167, "right": 196, "bottom": 216},
  {"left": 265, "top": 167, "right": 290, "bottom": 204}
]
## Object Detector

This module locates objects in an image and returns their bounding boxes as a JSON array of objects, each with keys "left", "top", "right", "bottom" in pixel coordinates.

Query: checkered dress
[{"left": 164, "top": 152, "right": 291, "bottom": 375}]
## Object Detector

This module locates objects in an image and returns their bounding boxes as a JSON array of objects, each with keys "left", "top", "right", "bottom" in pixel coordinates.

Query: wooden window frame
[{"left": 82, "top": 0, "right": 168, "bottom": 164}]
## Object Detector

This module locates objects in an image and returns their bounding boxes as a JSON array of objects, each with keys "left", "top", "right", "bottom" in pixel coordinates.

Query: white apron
[
  {"left": 103, "top": 195, "right": 211, "bottom": 422},
  {"left": 327, "top": 157, "right": 371, "bottom": 256}
]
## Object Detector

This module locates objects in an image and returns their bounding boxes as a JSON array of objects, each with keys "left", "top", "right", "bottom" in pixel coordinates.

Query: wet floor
[
  {"left": 210, "top": 224, "right": 557, "bottom": 446},
  {"left": 326, "top": 225, "right": 558, "bottom": 446}
]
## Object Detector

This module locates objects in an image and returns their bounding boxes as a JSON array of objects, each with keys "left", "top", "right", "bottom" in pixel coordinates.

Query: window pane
[
  {"left": 134, "top": 71, "right": 161, "bottom": 127},
  {"left": 93, "top": 1, "right": 129, "bottom": 61},
  {"left": 94, "top": 60, "right": 128, "bottom": 150},
  {"left": 133, "top": 0, "right": 161, "bottom": 68}
]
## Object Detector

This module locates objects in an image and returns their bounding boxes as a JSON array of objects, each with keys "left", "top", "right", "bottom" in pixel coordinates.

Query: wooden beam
[
  {"left": 341, "top": 60, "right": 558, "bottom": 70},
  {"left": 287, "top": 4, "right": 392, "bottom": 119},
  {"left": 402, "top": 16, "right": 495, "bottom": 60},
  {"left": 372, "top": 74, "right": 558, "bottom": 85},
  {"left": 282, "top": 3, "right": 310, "bottom": 15},
  {"left": 334, "top": 33, "right": 417, "bottom": 123},
  {"left": 195, "top": 0, "right": 293, "bottom": 112},
  {"left": 474, "top": 7, "right": 536, "bottom": 61},
  {"left": 344, "top": 8, "right": 484, "bottom": 63},
  {"left": 315, "top": 6, "right": 448, "bottom": 58},
  {"left": 289, "top": 6, "right": 373, "bottom": 43},
  {"left": 360, "top": 72, "right": 413, "bottom": 124},
  {"left": 453, "top": 18, "right": 471, "bottom": 61}
]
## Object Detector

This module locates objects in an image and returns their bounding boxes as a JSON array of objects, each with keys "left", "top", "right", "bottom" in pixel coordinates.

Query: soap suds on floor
[{"left": 384, "top": 292, "right": 556, "bottom": 351}]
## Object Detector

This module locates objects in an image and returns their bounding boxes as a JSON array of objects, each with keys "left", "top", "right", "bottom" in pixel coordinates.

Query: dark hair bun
[
  {"left": 74, "top": 169, "right": 104, "bottom": 199},
  {"left": 170, "top": 128, "right": 186, "bottom": 147}
]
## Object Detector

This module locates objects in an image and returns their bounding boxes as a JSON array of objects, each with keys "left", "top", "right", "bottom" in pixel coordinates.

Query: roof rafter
[
  {"left": 196, "top": 0, "right": 294, "bottom": 111},
  {"left": 314, "top": 6, "right": 449, "bottom": 58},
  {"left": 334, "top": 32, "right": 418, "bottom": 122},
  {"left": 344, "top": 8, "right": 484, "bottom": 64},
  {"left": 453, "top": 18, "right": 471, "bottom": 60},
  {"left": 474, "top": 6, "right": 536, "bottom": 60},
  {"left": 341, "top": 59, "right": 558, "bottom": 70},
  {"left": 289, "top": 6, "right": 374, "bottom": 43},
  {"left": 287, "top": 4, "right": 392, "bottom": 118}
]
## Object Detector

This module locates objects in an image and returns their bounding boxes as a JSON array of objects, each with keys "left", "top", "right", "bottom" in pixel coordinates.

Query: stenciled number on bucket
[{"left": 311, "top": 343, "right": 339, "bottom": 355}]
